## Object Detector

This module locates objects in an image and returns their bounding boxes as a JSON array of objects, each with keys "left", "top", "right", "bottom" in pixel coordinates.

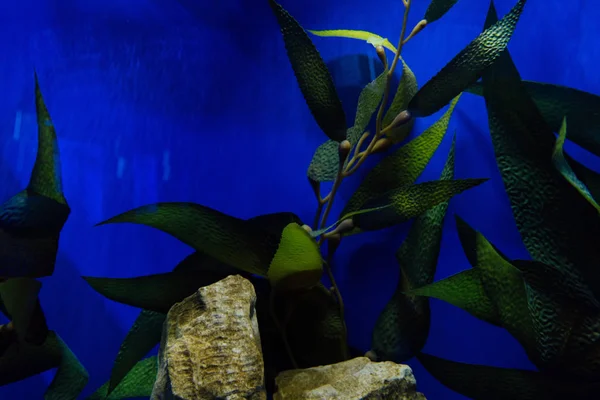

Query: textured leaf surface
[
  {"left": 342, "top": 95, "right": 460, "bottom": 217},
  {"left": 408, "top": 0, "right": 527, "bottom": 117},
  {"left": 307, "top": 29, "right": 397, "bottom": 53},
  {"left": 107, "top": 310, "right": 165, "bottom": 395},
  {"left": 269, "top": 0, "right": 347, "bottom": 141},
  {"left": 383, "top": 58, "right": 418, "bottom": 144},
  {"left": 418, "top": 352, "right": 599, "bottom": 400},
  {"left": 409, "top": 269, "right": 501, "bottom": 327},
  {"left": 45, "top": 333, "right": 89, "bottom": 400},
  {"left": 466, "top": 79, "right": 600, "bottom": 157},
  {"left": 480, "top": 2, "right": 600, "bottom": 301},
  {"left": 370, "top": 138, "right": 455, "bottom": 362},
  {"left": 96, "top": 202, "right": 282, "bottom": 276},
  {"left": 424, "top": 0, "right": 460, "bottom": 24},
  {"left": 353, "top": 178, "right": 487, "bottom": 231},
  {"left": 308, "top": 71, "right": 387, "bottom": 182},
  {"left": 552, "top": 118, "right": 600, "bottom": 212},
  {"left": 87, "top": 356, "right": 157, "bottom": 400}
]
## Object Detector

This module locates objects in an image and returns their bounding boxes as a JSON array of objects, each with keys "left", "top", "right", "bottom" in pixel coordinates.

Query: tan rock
[
  {"left": 273, "top": 356, "right": 426, "bottom": 400},
  {"left": 151, "top": 274, "right": 266, "bottom": 400}
]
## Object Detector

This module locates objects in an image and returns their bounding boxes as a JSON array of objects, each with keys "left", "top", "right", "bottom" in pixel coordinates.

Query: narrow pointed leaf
[
  {"left": 342, "top": 95, "right": 461, "bottom": 217},
  {"left": 96, "top": 203, "right": 279, "bottom": 276},
  {"left": 454, "top": 215, "right": 538, "bottom": 364},
  {"left": 383, "top": 58, "right": 418, "bottom": 144},
  {"left": 466, "top": 79, "right": 600, "bottom": 157},
  {"left": 417, "top": 352, "right": 599, "bottom": 400},
  {"left": 480, "top": 1, "right": 600, "bottom": 301},
  {"left": 408, "top": 269, "right": 501, "bottom": 326},
  {"left": 407, "top": 0, "right": 527, "bottom": 117},
  {"left": 0, "top": 277, "right": 41, "bottom": 339},
  {"left": 307, "top": 29, "right": 397, "bottom": 53},
  {"left": 308, "top": 71, "right": 387, "bottom": 182},
  {"left": 353, "top": 178, "right": 487, "bottom": 231},
  {"left": 269, "top": 0, "right": 347, "bottom": 141},
  {"left": 83, "top": 255, "right": 241, "bottom": 313},
  {"left": 87, "top": 356, "right": 157, "bottom": 400},
  {"left": 552, "top": 117, "right": 600, "bottom": 213},
  {"left": 424, "top": 0, "right": 460, "bottom": 24},
  {"left": 370, "top": 138, "right": 455, "bottom": 362},
  {"left": 30, "top": 73, "right": 67, "bottom": 205},
  {"left": 107, "top": 310, "right": 165, "bottom": 395},
  {"left": 45, "top": 333, "right": 89, "bottom": 400}
]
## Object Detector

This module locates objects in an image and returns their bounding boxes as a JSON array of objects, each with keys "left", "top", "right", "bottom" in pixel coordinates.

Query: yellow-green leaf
[
  {"left": 383, "top": 58, "right": 418, "bottom": 144},
  {"left": 307, "top": 29, "right": 397, "bottom": 53}
]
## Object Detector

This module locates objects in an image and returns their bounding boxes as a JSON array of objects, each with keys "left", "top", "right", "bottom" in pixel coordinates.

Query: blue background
[{"left": 0, "top": 0, "right": 599, "bottom": 398}]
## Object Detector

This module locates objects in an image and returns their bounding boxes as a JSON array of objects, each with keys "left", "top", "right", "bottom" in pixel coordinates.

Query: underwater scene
[{"left": 2, "top": 0, "right": 600, "bottom": 399}]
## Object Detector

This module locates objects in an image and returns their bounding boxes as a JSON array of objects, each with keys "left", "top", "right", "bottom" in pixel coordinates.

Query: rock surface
[
  {"left": 273, "top": 356, "right": 426, "bottom": 400},
  {"left": 151, "top": 274, "right": 266, "bottom": 400}
]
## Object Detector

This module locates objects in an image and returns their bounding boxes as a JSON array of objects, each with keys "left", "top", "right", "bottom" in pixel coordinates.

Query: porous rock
[
  {"left": 273, "top": 356, "right": 426, "bottom": 400},
  {"left": 151, "top": 274, "right": 266, "bottom": 400}
]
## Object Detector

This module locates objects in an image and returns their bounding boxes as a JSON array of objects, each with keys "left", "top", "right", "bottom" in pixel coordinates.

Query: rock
[
  {"left": 273, "top": 356, "right": 426, "bottom": 400},
  {"left": 151, "top": 275, "right": 266, "bottom": 400}
]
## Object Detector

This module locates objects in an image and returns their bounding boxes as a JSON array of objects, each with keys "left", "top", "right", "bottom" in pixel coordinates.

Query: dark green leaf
[
  {"left": 96, "top": 203, "right": 280, "bottom": 277},
  {"left": 424, "top": 0, "right": 460, "bottom": 24},
  {"left": 370, "top": 137, "right": 455, "bottom": 362},
  {"left": 87, "top": 356, "right": 157, "bottom": 400},
  {"left": 383, "top": 58, "right": 417, "bottom": 144},
  {"left": 83, "top": 254, "right": 242, "bottom": 313},
  {"left": 408, "top": 0, "right": 527, "bottom": 117},
  {"left": 417, "top": 352, "right": 599, "bottom": 400},
  {"left": 341, "top": 95, "right": 460, "bottom": 218},
  {"left": 480, "top": 1, "right": 600, "bottom": 301},
  {"left": 45, "top": 333, "right": 89, "bottom": 400},
  {"left": 353, "top": 178, "right": 487, "bottom": 231},
  {"left": 107, "top": 310, "right": 165, "bottom": 395},
  {"left": 408, "top": 269, "right": 501, "bottom": 327},
  {"left": 465, "top": 79, "right": 600, "bottom": 157},
  {"left": 269, "top": 0, "right": 347, "bottom": 142},
  {"left": 0, "top": 278, "right": 41, "bottom": 339}
]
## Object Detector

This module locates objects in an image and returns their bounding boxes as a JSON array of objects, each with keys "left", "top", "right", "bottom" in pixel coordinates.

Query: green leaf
[
  {"left": 96, "top": 203, "right": 280, "bottom": 277},
  {"left": 0, "top": 331, "right": 88, "bottom": 399},
  {"left": 308, "top": 71, "right": 387, "bottom": 182},
  {"left": 0, "top": 278, "right": 41, "bottom": 339},
  {"left": 0, "top": 75, "right": 70, "bottom": 279},
  {"left": 83, "top": 252, "right": 243, "bottom": 313},
  {"left": 407, "top": 0, "right": 527, "bottom": 117},
  {"left": 269, "top": 0, "right": 347, "bottom": 142},
  {"left": 383, "top": 58, "right": 418, "bottom": 144},
  {"left": 307, "top": 29, "right": 398, "bottom": 53},
  {"left": 552, "top": 117, "right": 600, "bottom": 213},
  {"left": 45, "top": 333, "right": 89, "bottom": 400},
  {"left": 408, "top": 269, "right": 501, "bottom": 327},
  {"left": 424, "top": 0, "right": 460, "bottom": 24},
  {"left": 454, "top": 215, "right": 538, "bottom": 364},
  {"left": 479, "top": 1, "right": 600, "bottom": 301},
  {"left": 465, "top": 80, "right": 600, "bottom": 157},
  {"left": 417, "top": 352, "right": 599, "bottom": 400},
  {"left": 87, "top": 356, "right": 157, "bottom": 400},
  {"left": 352, "top": 178, "right": 487, "bottom": 231},
  {"left": 370, "top": 137, "right": 455, "bottom": 363},
  {"left": 342, "top": 95, "right": 461, "bottom": 218},
  {"left": 107, "top": 310, "right": 165, "bottom": 396}
]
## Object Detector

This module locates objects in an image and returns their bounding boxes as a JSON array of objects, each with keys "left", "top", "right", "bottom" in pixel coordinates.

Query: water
[{"left": 0, "top": 0, "right": 599, "bottom": 399}]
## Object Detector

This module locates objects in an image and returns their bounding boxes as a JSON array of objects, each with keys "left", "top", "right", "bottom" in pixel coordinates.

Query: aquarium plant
[{"left": 2, "top": 0, "right": 600, "bottom": 399}]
